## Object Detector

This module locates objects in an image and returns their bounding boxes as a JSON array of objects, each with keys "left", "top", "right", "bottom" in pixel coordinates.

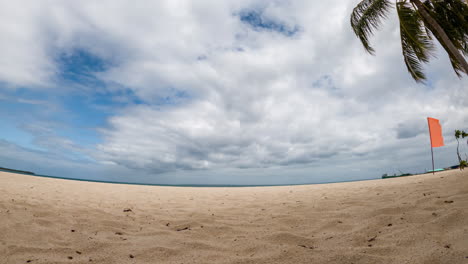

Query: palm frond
[
  {"left": 460, "top": 160, "right": 467, "bottom": 170},
  {"left": 397, "top": 1, "right": 435, "bottom": 82},
  {"left": 424, "top": 0, "right": 468, "bottom": 55},
  {"left": 435, "top": 31, "right": 465, "bottom": 77},
  {"left": 448, "top": 54, "right": 464, "bottom": 77},
  {"left": 350, "top": 0, "right": 393, "bottom": 55},
  {"left": 419, "top": 0, "right": 467, "bottom": 76},
  {"left": 462, "top": 131, "right": 468, "bottom": 138}
]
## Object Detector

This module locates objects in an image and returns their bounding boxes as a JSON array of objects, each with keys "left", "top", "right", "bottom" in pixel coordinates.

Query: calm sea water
[{"left": 0, "top": 167, "right": 382, "bottom": 187}]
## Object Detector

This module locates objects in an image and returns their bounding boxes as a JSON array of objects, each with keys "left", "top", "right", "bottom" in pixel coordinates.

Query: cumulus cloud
[{"left": 0, "top": 0, "right": 467, "bottom": 183}]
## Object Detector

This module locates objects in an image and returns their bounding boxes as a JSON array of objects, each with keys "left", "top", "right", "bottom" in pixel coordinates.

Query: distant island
[{"left": 0, "top": 166, "right": 35, "bottom": 175}]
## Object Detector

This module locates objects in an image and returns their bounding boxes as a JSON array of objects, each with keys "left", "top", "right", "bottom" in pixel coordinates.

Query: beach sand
[{"left": 0, "top": 170, "right": 467, "bottom": 264}]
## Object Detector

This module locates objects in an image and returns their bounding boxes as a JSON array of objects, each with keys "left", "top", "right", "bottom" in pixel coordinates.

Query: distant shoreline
[{"left": 0, "top": 167, "right": 35, "bottom": 175}]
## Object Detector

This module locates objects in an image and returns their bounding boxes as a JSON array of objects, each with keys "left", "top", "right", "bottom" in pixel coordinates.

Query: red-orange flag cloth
[{"left": 427, "top": 117, "right": 444, "bottom": 148}]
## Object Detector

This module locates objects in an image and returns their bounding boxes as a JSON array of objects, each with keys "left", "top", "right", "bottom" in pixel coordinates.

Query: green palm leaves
[
  {"left": 421, "top": 0, "right": 468, "bottom": 77},
  {"left": 397, "top": 1, "right": 434, "bottom": 81},
  {"left": 455, "top": 129, "right": 468, "bottom": 169},
  {"left": 350, "top": 0, "right": 468, "bottom": 83},
  {"left": 460, "top": 160, "right": 467, "bottom": 170},
  {"left": 350, "top": 0, "right": 393, "bottom": 55}
]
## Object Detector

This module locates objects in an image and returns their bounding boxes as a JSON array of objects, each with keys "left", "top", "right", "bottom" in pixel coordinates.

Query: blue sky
[{"left": 0, "top": 0, "right": 467, "bottom": 185}]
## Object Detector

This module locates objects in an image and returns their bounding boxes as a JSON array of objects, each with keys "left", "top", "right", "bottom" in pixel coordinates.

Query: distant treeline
[{"left": 0, "top": 166, "right": 35, "bottom": 175}]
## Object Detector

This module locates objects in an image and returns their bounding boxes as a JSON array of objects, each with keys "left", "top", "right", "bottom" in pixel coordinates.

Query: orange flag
[{"left": 427, "top": 117, "right": 444, "bottom": 148}]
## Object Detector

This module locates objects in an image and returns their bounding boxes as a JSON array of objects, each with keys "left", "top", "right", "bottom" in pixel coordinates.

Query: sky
[{"left": 0, "top": 0, "right": 467, "bottom": 185}]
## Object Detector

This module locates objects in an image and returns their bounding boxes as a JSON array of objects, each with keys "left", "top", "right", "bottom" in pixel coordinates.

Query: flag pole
[
  {"left": 430, "top": 144, "right": 435, "bottom": 175},
  {"left": 427, "top": 118, "right": 435, "bottom": 175}
]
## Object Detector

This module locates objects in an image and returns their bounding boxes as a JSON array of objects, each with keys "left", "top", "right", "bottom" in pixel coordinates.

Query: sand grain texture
[{"left": 0, "top": 170, "right": 467, "bottom": 263}]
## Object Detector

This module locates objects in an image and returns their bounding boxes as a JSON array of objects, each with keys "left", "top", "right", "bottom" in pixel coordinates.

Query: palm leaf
[
  {"left": 447, "top": 53, "right": 464, "bottom": 77},
  {"left": 462, "top": 131, "right": 468, "bottom": 138},
  {"left": 421, "top": 0, "right": 468, "bottom": 76},
  {"left": 436, "top": 34, "right": 465, "bottom": 77},
  {"left": 430, "top": 0, "right": 468, "bottom": 55},
  {"left": 460, "top": 160, "right": 467, "bottom": 170},
  {"left": 350, "top": 0, "right": 393, "bottom": 55},
  {"left": 397, "top": 1, "right": 435, "bottom": 82}
]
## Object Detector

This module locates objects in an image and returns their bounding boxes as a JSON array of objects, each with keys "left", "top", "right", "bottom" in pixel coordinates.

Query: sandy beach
[{"left": 0, "top": 170, "right": 467, "bottom": 264}]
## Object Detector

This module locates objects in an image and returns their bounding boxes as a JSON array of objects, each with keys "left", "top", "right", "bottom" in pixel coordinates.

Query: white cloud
[
  {"left": 0, "top": 0, "right": 467, "bottom": 183},
  {"left": 0, "top": 2, "right": 56, "bottom": 87}
]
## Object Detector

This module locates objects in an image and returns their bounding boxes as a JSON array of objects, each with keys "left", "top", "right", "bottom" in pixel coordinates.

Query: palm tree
[
  {"left": 462, "top": 130, "right": 468, "bottom": 160},
  {"left": 460, "top": 160, "right": 467, "bottom": 170},
  {"left": 455, "top": 129, "right": 462, "bottom": 162},
  {"left": 462, "top": 130, "right": 468, "bottom": 139},
  {"left": 350, "top": 0, "right": 468, "bottom": 82}
]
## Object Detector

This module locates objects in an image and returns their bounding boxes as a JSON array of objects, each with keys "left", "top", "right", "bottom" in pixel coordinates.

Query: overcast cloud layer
[{"left": 0, "top": 0, "right": 467, "bottom": 185}]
